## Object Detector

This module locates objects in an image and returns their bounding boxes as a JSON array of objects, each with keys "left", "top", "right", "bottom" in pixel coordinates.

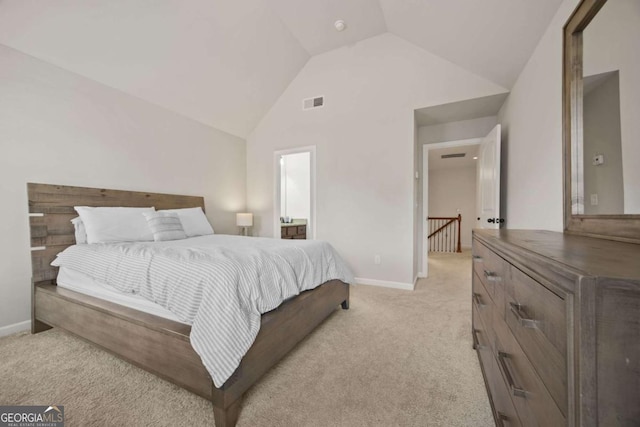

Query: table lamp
[{"left": 236, "top": 213, "right": 253, "bottom": 236}]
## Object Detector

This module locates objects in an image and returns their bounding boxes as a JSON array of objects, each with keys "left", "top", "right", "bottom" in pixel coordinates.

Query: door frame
[
  {"left": 273, "top": 145, "right": 317, "bottom": 240},
  {"left": 421, "top": 138, "right": 482, "bottom": 277}
]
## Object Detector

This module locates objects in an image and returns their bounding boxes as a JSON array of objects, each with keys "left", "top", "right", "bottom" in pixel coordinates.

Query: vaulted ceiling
[{"left": 0, "top": 0, "right": 563, "bottom": 138}]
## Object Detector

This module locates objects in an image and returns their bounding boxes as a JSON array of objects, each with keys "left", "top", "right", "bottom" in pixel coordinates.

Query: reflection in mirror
[
  {"left": 579, "top": 71, "right": 623, "bottom": 214},
  {"left": 573, "top": 0, "right": 640, "bottom": 215}
]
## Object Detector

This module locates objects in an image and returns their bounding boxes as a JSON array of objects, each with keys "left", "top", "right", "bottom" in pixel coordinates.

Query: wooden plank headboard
[{"left": 27, "top": 183, "right": 205, "bottom": 285}]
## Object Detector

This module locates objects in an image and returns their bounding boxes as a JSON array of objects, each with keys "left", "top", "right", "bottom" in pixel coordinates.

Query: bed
[{"left": 27, "top": 183, "right": 350, "bottom": 427}]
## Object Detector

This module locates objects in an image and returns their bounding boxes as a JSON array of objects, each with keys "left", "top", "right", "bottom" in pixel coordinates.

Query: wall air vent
[
  {"left": 303, "top": 96, "right": 324, "bottom": 110},
  {"left": 441, "top": 153, "right": 466, "bottom": 159}
]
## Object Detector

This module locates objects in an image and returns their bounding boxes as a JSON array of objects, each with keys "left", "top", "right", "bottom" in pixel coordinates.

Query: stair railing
[{"left": 427, "top": 214, "right": 462, "bottom": 253}]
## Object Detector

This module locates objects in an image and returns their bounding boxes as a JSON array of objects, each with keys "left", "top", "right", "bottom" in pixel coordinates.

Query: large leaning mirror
[{"left": 563, "top": 0, "right": 640, "bottom": 242}]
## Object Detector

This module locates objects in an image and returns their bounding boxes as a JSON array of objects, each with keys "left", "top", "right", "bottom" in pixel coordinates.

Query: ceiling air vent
[
  {"left": 441, "top": 153, "right": 466, "bottom": 159},
  {"left": 303, "top": 96, "right": 324, "bottom": 110}
]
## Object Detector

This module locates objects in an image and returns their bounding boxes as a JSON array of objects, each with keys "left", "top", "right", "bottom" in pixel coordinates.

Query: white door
[{"left": 476, "top": 124, "right": 502, "bottom": 229}]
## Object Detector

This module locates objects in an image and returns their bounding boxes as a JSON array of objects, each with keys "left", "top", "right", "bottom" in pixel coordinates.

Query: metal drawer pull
[
  {"left": 483, "top": 270, "right": 501, "bottom": 282},
  {"left": 498, "top": 351, "right": 527, "bottom": 398},
  {"left": 472, "top": 329, "right": 484, "bottom": 350},
  {"left": 473, "top": 293, "right": 485, "bottom": 308},
  {"left": 496, "top": 412, "right": 509, "bottom": 427},
  {"left": 472, "top": 255, "right": 483, "bottom": 263},
  {"left": 510, "top": 302, "right": 538, "bottom": 329}
]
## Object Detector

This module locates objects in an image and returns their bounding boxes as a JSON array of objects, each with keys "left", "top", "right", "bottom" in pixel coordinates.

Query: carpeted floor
[{"left": 0, "top": 251, "right": 493, "bottom": 426}]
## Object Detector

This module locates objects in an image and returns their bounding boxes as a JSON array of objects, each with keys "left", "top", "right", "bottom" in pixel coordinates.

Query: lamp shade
[{"left": 236, "top": 213, "right": 253, "bottom": 227}]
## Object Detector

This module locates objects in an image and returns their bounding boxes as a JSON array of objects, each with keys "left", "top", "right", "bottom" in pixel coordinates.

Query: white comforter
[{"left": 51, "top": 235, "right": 353, "bottom": 387}]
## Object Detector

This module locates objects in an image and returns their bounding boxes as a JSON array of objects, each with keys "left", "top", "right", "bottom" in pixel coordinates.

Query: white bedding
[
  {"left": 51, "top": 235, "right": 353, "bottom": 387},
  {"left": 57, "top": 267, "right": 186, "bottom": 323}
]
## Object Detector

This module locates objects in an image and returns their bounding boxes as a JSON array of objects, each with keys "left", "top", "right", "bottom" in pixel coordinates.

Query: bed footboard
[
  {"left": 34, "top": 280, "right": 349, "bottom": 427},
  {"left": 34, "top": 283, "right": 213, "bottom": 398}
]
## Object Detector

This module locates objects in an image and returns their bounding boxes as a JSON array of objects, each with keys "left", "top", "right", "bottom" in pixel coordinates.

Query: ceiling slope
[
  {"left": 378, "top": 0, "right": 564, "bottom": 88},
  {"left": 0, "top": 0, "right": 309, "bottom": 138},
  {"left": 269, "top": 0, "right": 387, "bottom": 55}
]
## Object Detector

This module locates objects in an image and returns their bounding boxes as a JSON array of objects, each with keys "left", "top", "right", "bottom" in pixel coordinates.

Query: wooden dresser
[
  {"left": 472, "top": 229, "right": 640, "bottom": 426},
  {"left": 281, "top": 224, "right": 306, "bottom": 239}
]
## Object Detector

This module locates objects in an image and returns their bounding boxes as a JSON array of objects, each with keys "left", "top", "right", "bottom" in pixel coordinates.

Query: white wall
[
  {"left": 428, "top": 166, "right": 477, "bottom": 248},
  {"left": 419, "top": 116, "right": 498, "bottom": 145},
  {"left": 0, "top": 45, "right": 246, "bottom": 334},
  {"left": 497, "top": 0, "right": 581, "bottom": 231},
  {"left": 280, "top": 152, "right": 310, "bottom": 220},
  {"left": 247, "top": 33, "right": 506, "bottom": 286}
]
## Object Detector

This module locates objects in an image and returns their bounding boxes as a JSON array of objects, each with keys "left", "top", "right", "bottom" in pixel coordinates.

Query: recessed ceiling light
[
  {"left": 334, "top": 20, "right": 346, "bottom": 32},
  {"left": 473, "top": 156, "right": 478, "bottom": 160}
]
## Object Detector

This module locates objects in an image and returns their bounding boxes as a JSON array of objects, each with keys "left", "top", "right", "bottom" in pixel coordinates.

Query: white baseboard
[
  {"left": 0, "top": 320, "right": 31, "bottom": 338},
  {"left": 354, "top": 277, "right": 414, "bottom": 291}
]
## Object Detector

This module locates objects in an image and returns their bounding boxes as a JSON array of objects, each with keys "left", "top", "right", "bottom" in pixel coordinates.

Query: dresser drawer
[
  {"left": 492, "top": 273, "right": 506, "bottom": 322},
  {"left": 488, "top": 349, "right": 522, "bottom": 427},
  {"left": 473, "top": 304, "right": 494, "bottom": 380},
  {"left": 493, "top": 309, "right": 565, "bottom": 427},
  {"left": 473, "top": 272, "right": 494, "bottom": 350},
  {"left": 473, "top": 302, "right": 491, "bottom": 352},
  {"left": 286, "top": 226, "right": 298, "bottom": 236},
  {"left": 473, "top": 241, "right": 506, "bottom": 318},
  {"left": 504, "top": 265, "right": 567, "bottom": 416}
]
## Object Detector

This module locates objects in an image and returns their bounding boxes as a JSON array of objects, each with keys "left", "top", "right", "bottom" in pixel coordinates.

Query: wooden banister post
[{"left": 456, "top": 214, "right": 462, "bottom": 253}]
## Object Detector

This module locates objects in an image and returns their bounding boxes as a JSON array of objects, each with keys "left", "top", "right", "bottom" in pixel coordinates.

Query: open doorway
[
  {"left": 414, "top": 94, "right": 506, "bottom": 280},
  {"left": 422, "top": 138, "right": 481, "bottom": 275},
  {"left": 273, "top": 146, "right": 316, "bottom": 240},
  {"left": 419, "top": 125, "right": 501, "bottom": 277},
  {"left": 426, "top": 142, "right": 480, "bottom": 252}
]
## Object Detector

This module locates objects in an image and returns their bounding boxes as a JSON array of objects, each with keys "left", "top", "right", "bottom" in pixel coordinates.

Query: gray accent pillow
[
  {"left": 70, "top": 216, "right": 88, "bottom": 244},
  {"left": 143, "top": 212, "right": 187, "bottom": 242}
]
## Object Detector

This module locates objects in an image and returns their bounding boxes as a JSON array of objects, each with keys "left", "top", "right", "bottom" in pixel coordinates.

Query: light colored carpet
[{"left": 0, "top": 251, "right": 493, "bottom": 426}]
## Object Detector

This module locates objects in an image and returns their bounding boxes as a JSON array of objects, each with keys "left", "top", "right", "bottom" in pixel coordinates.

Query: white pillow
[
  {"left": 70, "top": 217, "right": 88, "bottom": 244},
  {"left": 74, "top": 206, "right": 155, "bottom": 244},
  {"left": 142, "top": 211, "right": 187, "bottom": 242},
  {"left": 159, "top": 207, "right": 214, "bottom": 237}
]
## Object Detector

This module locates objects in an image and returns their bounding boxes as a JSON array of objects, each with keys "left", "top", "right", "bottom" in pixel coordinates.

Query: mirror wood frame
[{"left": 563, "top": 0, "right": 640, "bottom": 244}]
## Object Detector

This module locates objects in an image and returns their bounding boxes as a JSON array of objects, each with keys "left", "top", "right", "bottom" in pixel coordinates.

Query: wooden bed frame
[{"left": 27, "top": 183, "right": 349, "bottom": 427}]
